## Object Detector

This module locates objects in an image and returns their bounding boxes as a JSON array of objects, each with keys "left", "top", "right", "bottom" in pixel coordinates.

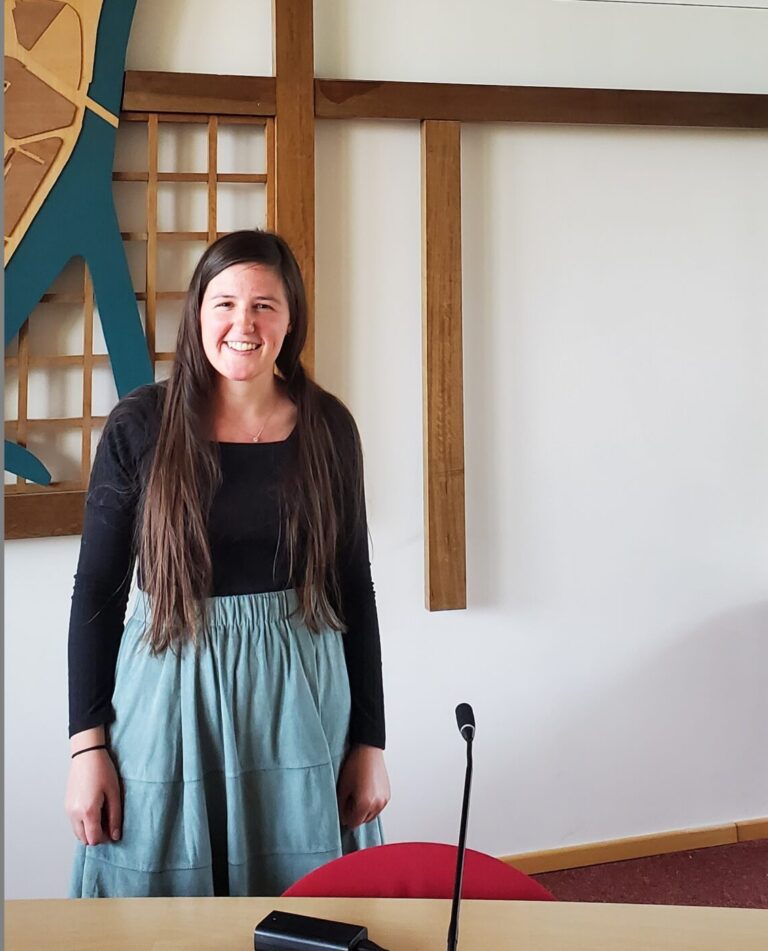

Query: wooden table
[{"left": 5, "top": 896, "right": 768, "bottom": 950}]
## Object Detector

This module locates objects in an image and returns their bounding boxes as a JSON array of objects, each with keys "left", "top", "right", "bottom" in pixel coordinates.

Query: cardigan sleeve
[
  {"left": 331, "top": 400, "right": 386, "bottom": 750},
  {"left": 67, "top": 385, "right": 159, "bottom": 737}
]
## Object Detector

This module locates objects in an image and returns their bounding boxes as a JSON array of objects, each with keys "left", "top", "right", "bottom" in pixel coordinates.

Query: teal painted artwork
[{"left": 4, "top": 0, "right": 152, "bottom": 486}]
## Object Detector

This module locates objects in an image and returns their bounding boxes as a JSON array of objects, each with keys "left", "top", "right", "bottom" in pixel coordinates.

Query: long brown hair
[{"left": 138, "top": 230, "right": 363, "bottom": 652}]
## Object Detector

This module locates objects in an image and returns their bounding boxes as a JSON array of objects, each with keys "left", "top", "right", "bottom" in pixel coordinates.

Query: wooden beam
[
  {"left": 5, "top": 491, "right": 85, "bottom": 539},
  {"left": 123, "top": 70, "right": 276, "bottom": 116},
  {"left": 120, "top": 70, "right": 768, "bottom": 129},
  {"left": 421, "top": 121, "right": 466, "bottom": 612},
  {"left": 81, "top": 265, "right": 94, "bottom": 484},
  {"left": 6, "top": 418, "right": 107, "bottom": 437},
  {"left": 145, "top": 115, "right": 158, "bottom": 364},
  {"left": 120, "top": 71, "right": 768, "bottom": 129},
  {"left": 114, "top": 173, "right": 268, "bottom": 184},
  {"left": 207, "top": 116, "right": 218, "bottom": 244},
  {"left": 273, "top": 0, "right": 315, "bottom": 371},
  {"left": 122, "top": 114, "right": 268, "bottom": 126},
  {"left": 317, "top": 80, "right": 768, "bottom": 129},
  {"left": 266, "top": 118, "right": 276, "bottom": 230},
  {"left": 15, "top": 320, "right": 30, "bottom": 489}
]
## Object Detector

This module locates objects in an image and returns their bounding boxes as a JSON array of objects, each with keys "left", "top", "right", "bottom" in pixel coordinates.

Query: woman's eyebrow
[{"left": 208, "top": 292, "right": 280, "bottom": 302}]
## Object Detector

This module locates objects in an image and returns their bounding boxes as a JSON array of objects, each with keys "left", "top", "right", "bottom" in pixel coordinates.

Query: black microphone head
[{"left": 455, "top": 703, "right": 475, "bottom": 741}]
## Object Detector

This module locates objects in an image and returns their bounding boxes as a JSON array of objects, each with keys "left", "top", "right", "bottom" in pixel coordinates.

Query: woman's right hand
[{"left": 65, "top": 730, "right": 122, "bottom": 845}]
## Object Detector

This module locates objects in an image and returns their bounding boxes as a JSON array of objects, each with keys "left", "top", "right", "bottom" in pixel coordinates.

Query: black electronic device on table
[
  {"left": 253, "top": 909, "right": 385, "bottom": 950},
  {"left": 254, "top": 702, "right": 476, "bottom": 951}
]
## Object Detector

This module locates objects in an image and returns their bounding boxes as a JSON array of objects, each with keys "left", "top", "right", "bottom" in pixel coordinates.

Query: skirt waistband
[{"left": 132, "top": 588, "right": 302, "bottom": 630}]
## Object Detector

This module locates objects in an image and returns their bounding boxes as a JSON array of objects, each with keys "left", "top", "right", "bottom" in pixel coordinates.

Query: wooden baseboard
[
  {"left": 736, "top": 818, "right": 768, "bottom": 842},
  {"left": 501, "top": 818, "right": 767, "bottom": 875}
]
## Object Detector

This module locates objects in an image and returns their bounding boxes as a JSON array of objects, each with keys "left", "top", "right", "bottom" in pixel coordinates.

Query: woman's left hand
[{"left": 337, "top": 744, "right": 391, "bottom": 828}]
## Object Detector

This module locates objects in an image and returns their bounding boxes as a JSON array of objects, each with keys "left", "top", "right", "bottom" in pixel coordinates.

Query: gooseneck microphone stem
[{"left": 447, "top": 711, "right": 474, "bottom": 951}]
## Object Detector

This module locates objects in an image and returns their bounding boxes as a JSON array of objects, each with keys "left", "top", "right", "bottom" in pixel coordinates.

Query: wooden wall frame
[
  {"left": 421, "top": 121, "right": 466, "bottom": 611},
  {"left": 7, "top": 17, "right": 768, "bottom": 613},
  {"left": 315, "top": 80, "right": 768, "bottom": 129},
  {"left": 273, "top": 0, "right": 315, "bottom": 369},
  {"left": 122, "top": 71, "right": 275, "bottom": 116}
]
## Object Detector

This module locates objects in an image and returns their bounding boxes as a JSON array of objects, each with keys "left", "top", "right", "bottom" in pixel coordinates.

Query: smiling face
[{"left": 199, "top": 262, "right": 291, "bottom": 383}]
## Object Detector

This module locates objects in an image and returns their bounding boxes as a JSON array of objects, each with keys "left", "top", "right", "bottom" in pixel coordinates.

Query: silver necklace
[
  {"left": 246, "top": 400, "right": 279, "bottom": 443},
  {"left": 251, "top": 406, "right": 277, "bottom": 442}
]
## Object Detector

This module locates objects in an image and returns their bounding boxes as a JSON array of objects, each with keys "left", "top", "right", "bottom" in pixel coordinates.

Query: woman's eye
[{"left": 215, "top": 301, "right": 232, "bottom": 308}]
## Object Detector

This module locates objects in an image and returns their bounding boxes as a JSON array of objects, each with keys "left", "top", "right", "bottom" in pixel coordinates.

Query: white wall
[
  {"left": 127, "top": 0, "right": 273, "bottom": 76},
  {"left": 5, "top": 0, "right": 768, "bottom": 898},
  {"left": 314, "top": 0, "right": 768, "bottom": 92},
  {"left": 315, "top": 117, "right": 768, "bottom": 852},
  {"left": 4, "top": 538, "right": 82, "bottom": 899},
  {"left": 125, "top": 0, "right": 768, "bottom": 93}
]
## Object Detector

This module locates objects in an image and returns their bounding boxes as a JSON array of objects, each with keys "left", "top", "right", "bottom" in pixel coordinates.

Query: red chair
[{"left": 283, "top": 842, "right": 555, "bottom": 900}]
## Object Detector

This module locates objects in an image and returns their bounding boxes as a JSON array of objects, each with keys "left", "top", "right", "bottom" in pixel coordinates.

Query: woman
[{"left": 66, "top": 229, "right": 390, "bottom": 897}]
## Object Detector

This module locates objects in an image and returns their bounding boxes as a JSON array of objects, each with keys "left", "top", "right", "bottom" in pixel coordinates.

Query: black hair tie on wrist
[{"left": 71, "top": 744, "right": 109, "bottom": 759}]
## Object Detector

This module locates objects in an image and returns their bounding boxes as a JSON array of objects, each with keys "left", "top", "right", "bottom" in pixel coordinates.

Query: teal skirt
[{"left": 69, "top": 589, "right": 383, "bottom": 897}]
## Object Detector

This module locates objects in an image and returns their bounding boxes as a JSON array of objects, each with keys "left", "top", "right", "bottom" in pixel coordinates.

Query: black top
[{"left": 67, "top": 383, "right": 385, "bottom": 748}]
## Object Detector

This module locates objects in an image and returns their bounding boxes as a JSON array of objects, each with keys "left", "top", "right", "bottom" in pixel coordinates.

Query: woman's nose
[{"left": 233, "top": 305, "right": 257, "bottom": 331}]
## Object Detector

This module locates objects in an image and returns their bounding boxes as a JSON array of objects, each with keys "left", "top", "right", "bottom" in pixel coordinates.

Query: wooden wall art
[{"left": 4, "top": 0, "right": 152, "bottom": 487}]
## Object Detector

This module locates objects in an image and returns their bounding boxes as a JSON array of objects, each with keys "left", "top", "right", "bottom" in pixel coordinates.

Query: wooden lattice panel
[{"left": 5, "top": 112, "right": 273, "bottom": 512}]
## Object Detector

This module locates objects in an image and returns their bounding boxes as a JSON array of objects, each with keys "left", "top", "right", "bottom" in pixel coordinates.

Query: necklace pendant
[{"left": 252, "top": 435, "right": 260, "bottom": 443}]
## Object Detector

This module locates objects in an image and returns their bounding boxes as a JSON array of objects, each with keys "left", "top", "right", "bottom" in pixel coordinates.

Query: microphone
[
  {"left": 456, "top": 702, "right": 475, "bottom": 742},
  {"left": 447, "top": 702, "right": 475, "bottom": 951}
]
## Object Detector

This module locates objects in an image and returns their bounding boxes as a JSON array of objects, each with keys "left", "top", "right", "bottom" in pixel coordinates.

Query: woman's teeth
[{"left": 226, "top": 341, "right": 261, "bottom": 352}]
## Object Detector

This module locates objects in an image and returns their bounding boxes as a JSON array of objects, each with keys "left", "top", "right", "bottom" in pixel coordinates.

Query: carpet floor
[{"left": 531, "top": 839, "right": 768, "bottom": 908}]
